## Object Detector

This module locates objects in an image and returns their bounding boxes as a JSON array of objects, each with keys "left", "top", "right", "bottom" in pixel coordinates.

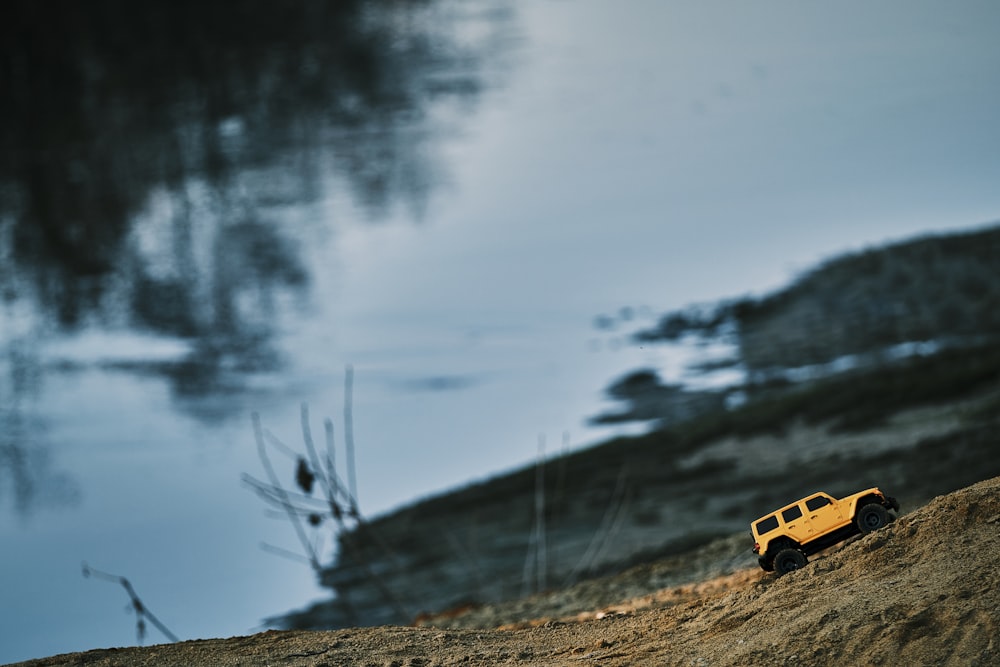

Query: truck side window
[
  {"left": 806, "top": 496, "right": 832, "bottom": 511},
  {"left": 782, "top": 505, "right": 803, "bottom": 522},
  {"left": 756, "top": 515, "right": 779, "bottom": 534}
]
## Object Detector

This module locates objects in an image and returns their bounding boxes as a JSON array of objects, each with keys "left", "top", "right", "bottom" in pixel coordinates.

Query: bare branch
[
  {"left": 344, "top": 364, "right": 359, "bottom": 514},
  {"left": 324, "top": 417, "right": 337, "bottom": 494},
  {"left": 300, "top": 403, "right": 330, "bottom": 497},
  {"left": 241, "top": 473, "right": 330, "bottom": 510},
  {"left": 245, "top": 400, "right": 413, "bottom": 621},
  {"left": 258, "top": 542, "right": 315, "bottom": 566},
  {"left": 252, "top": 412, "right": 320, "bottom": 570},
  {"left": 262, "top": 430, "right": 301, "bottom": 462},
  {"left": 81, "top": 562, "right": 180, "bottom": 644}
]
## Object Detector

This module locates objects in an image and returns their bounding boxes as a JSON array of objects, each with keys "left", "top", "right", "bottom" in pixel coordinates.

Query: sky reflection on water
[{"left": 3, "top": 0, "right": 1000, "bottom": 662}]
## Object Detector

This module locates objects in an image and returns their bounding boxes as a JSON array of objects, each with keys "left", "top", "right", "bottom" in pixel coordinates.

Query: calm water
[{"left": 4, "top": 1, "right": 1000, "bottom": 662}]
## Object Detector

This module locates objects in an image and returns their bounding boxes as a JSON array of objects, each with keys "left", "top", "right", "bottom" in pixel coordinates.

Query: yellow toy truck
[{"left": 751, "top": 487, "right": 899, "bottom": 574}]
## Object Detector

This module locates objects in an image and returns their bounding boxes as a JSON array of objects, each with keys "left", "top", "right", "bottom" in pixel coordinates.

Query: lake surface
[{"left": 3, "top": 1, "right": 1000, "bottom": 662}]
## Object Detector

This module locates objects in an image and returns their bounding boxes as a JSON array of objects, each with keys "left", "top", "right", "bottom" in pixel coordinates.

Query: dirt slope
[{"left": 15, "top": 475, "right": 1000, "bottom": 666}]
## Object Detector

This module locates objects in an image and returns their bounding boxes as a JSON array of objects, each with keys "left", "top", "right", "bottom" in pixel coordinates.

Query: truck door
[
  {"left": 804, "top": 493, "right": 844, "bottom": 536},
  {"left": 779, "top": 503, "right": 812, "bottom": 543}
]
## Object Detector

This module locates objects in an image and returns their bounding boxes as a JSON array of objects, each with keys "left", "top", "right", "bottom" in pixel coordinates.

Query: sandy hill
[{"left": 16, "top": 474, "right": 999, "bottom": 666}]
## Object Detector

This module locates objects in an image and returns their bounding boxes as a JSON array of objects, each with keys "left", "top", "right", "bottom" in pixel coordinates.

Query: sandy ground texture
[{"left": 14, "top": 475, "right": 1000, "bottom": 667}]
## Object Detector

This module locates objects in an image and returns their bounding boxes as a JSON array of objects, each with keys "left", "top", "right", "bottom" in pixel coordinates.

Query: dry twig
[{"left": 82, "top": 562, "right": 179, "bottom": 644}]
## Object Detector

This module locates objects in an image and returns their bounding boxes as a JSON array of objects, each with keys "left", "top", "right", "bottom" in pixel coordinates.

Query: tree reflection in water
[
  {"left": 0, "top": 340, "right": 81, "bottom": 516},
  {"left": 0, "top": 0, "right": 515, "bottom": 513}
]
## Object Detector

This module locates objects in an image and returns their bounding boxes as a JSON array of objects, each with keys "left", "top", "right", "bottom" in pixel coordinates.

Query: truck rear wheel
[
  {"left": 774, "top": 548, "right": 807, "bottom": 575},
  {"left": 856, "top": 503, "right": 889, "bottom": 533}
]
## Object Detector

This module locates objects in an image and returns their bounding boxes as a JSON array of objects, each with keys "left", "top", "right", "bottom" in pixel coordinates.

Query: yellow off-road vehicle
[{"left": 751, "top": 487, "right": 899, "bottom": 575}]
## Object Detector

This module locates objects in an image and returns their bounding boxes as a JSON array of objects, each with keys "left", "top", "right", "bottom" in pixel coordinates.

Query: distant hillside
[
  {"left": 272, "top": 223, "right": 1000, "bottom": 631},
  {"left": 598, "top": 222, "right": 1000, "bottom": 426},
  {"left": 635, "top": 222, "right": 1000, "bottom": 375}
]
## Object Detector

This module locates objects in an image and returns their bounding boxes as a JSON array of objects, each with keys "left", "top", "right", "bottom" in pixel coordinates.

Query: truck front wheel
[{"left": 856, "top": 503, "right": 889, "bottom": 533}]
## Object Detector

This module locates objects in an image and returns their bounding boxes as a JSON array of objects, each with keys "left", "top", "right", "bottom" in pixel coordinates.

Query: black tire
[
  {"left": 773, "top": 548, "right": 807, "bottom": 575},
  {"left": 856, "top": 503, "right": 889, "bottom": 534}
]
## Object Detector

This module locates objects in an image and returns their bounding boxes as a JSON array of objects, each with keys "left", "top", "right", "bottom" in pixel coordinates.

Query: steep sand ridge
[{"left": 14, "top": 475, "right": 999, "bottom": 666}]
